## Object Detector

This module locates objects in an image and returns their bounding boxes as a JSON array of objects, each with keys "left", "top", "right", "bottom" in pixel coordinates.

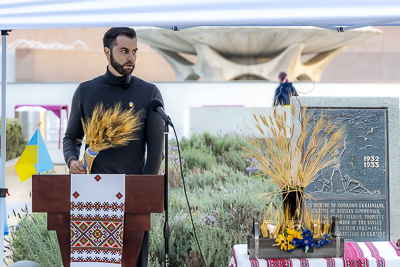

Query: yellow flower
[
  {"left": 275, "top": 234, "right": 285, "bottom": 244},
  {"left": 286, "top": 228, "right": 302, "bottom": 239},
  {"left": 287, "top": 243, "right": 295, "bottom": 251},
  {"left": 275, "top": 234, "right": 288, "bottom": 251}
]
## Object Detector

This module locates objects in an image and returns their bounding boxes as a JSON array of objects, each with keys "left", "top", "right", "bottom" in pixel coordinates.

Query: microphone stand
[{"left": 163, "top": 122, "right": 170, "bottom": 267}]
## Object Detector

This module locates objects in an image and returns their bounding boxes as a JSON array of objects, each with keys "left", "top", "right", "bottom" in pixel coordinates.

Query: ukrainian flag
[{"left": 15, "top": 129, "right": 54, "bottom": 182}]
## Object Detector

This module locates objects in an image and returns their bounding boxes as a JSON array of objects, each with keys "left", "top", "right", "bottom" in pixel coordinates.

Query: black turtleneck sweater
[{"left": 63, "top": 69, "right": 164, "bottom": 175}]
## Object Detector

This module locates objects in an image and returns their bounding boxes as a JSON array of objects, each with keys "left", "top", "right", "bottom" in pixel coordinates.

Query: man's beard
[{"left": 110, "top": 51, "right": 135, "bottom": 76}]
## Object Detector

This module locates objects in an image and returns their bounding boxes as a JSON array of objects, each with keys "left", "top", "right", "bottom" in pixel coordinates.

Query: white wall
[
  {"left": 2, "top": 81, "right": 400, "bottom": 139},
  {"left": 0, "top": 50, "right": 15, "bottom": 83}
]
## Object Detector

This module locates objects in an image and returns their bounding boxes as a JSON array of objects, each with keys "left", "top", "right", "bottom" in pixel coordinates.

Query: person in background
[
  {"left": 273, "top": 71, "right": 298, "bottom": 106},
  {"left": 63, "top": 27, "right": 164, "bottom": 267}
]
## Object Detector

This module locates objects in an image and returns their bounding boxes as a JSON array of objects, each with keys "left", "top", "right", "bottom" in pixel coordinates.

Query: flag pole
[
  {"left": 1, "top": 29, "right": 11, "bottom": 267},
  {"left": 37, "top": 127, "right": 39, "bottom": 174}
]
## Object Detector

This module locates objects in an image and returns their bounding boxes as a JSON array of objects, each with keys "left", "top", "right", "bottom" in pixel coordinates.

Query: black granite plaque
[{"left": 304, "top": 108, "right": 388, "bottom": 241}]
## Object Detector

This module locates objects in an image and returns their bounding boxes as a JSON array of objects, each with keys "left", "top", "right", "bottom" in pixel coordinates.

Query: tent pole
[{"left": 1, "top": 29, "right": 11, "bottom": 266}]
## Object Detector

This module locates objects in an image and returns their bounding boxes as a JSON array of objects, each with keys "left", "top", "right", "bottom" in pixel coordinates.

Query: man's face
[{"left": 105, "top": 35, "right": 138, "bottom": 76}]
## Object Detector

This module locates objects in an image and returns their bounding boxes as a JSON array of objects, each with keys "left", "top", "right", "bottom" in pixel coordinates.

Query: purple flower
[
  {"left": 302, "top": 229, "right": 312, "bottom": 239},
  {"left": 292, "top": 238, "right": 304, "bottom": 248}
]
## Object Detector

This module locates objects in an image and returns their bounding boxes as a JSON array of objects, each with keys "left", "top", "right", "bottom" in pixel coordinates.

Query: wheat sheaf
[{"left": 80, "top": 102, "right": 143, "bottom": 174}]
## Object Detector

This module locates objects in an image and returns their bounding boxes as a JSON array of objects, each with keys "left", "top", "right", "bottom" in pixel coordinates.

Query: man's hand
[{"left": 68, "top": 159, "right": 86, "bottom": 174}]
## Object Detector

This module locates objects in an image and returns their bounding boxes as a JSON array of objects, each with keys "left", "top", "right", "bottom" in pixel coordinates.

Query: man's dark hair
[
  {"left": 278, "top": 71, "right": 287, "bottom": 81},
  {"left": 103, "top": 27, "right": 137, "bottom": 49}
]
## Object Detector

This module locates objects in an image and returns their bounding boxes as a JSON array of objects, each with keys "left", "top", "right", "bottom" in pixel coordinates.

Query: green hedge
[{"left": 0, "top": 118, "right": 27, "bottom": 160}]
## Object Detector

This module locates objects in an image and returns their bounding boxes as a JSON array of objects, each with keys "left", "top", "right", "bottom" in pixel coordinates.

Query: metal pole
[
  {"left": 163, "top": 123, "right": 170, "bottom": 267},
  {"left": 1, "top": 29, "right": 11, "bottom": 267}
]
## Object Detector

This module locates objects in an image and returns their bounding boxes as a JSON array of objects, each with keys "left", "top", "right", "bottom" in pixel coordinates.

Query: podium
[{"left": 32, "top": 174, "right": 164, "bottom": 267}]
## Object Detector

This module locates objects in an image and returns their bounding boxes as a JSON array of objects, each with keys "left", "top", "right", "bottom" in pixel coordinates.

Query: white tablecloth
[{"left": 229, "top": 241, "right": 400, "bottom": 267}]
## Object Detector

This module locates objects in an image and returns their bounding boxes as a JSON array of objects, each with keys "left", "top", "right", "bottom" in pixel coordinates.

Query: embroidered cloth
[
  {"left": 229, "top": 241, "right": 400, "bottom": 267},
  {"left": 70, "top": 174, "right": 125, "bottom": 266}
]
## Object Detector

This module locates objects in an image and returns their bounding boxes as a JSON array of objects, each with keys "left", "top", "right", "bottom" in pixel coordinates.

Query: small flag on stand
[{"left": 15, "top": 129, "right": 54, "bottom": 182}]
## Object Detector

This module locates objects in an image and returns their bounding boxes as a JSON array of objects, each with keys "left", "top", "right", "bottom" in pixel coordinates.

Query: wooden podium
[{"left": 32, "top": 174, "right": 164, "bottom": 267}]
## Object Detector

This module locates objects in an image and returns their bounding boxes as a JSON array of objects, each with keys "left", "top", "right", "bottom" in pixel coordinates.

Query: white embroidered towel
[{"left": 70, "top": 174, "right": 125, "bottom": 266}]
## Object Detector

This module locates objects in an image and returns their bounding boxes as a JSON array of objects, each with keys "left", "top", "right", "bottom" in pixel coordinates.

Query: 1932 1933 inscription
[{"left": 304, "top": 108, "right": 388, "bottom": 241}]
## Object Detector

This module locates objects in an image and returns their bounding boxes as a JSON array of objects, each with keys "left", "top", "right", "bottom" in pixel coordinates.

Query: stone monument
[{"left": 292, "top": 97, "right": 400, "bottom": 242}]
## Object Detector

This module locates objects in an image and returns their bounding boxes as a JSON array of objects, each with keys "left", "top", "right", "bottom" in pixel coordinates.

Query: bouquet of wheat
[
  {"left": 244, "top": 104, "right": 345, "bottom": 220},
  {"left": 80, "top": 102, "right": 143, "bottom": 174}
]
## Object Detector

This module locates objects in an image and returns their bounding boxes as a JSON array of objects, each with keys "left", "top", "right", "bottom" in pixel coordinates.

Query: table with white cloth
[{"left": 229, "top": 241, "right": 400, "bottom": 267}]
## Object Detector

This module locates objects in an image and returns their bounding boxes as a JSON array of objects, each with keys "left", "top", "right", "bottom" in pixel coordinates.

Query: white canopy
[{"left": 1, "top": 0, "right": 400, "bottom": 31}]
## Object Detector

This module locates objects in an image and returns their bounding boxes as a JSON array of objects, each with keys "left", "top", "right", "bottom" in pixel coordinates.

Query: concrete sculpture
[{"left": 136, "top": 26, "right": 381, "bottom": 81}]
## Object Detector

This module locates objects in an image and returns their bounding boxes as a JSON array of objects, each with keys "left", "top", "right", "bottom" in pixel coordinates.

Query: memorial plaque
[{"left": 303, "top": 108, "right": 388, "bottom": 241}]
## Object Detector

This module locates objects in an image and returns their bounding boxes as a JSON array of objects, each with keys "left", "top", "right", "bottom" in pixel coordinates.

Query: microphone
[
  {"left": 123, "top": 76, "right": 131, "bottom": 89},
  {"left": 149, "top": 98, "right": 174, "bottom": 127}
]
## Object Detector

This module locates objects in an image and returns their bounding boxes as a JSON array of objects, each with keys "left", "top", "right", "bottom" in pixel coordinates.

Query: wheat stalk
[
  {"left": 244, "top": 105, "right": 344, "bottom": 228},
  {"left": 244, "top": 107, "right": 344, "bottom": 193},
  {"left": 80, "top": 102, "right": 143, "bottom": 173}
]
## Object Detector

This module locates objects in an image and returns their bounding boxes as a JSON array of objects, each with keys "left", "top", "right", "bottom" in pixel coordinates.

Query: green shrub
[
  {"left": 181, "top": 147, "right": 217, "bottom": 171},
  {"left": 179, "top": 133, "right": 254, "bottom": 173},
  {"left": 216, "top": 150, "right": 247, "bottom": 172},
  {"left": 211, "top": 133, "right": 252, "bottom": 155},
  {"left": 0, "top": 118, "right": 27, "bottom": 160},
  {"left": 5, "top": 212, "right": 62, "bottom": 266},
  {"left": 149, "top": 160, "right": 273, "bottom": 266},
  {"left": 148, "top": 133, "right": 275, "bottom": 266},
  {"left": 149, "top": 209, "right": 243, "bottom": 267},
  {"left": 179, "top": 132, "right": 213, "bottom": 152},
  {"left": 188, "top": 217, "right": 241, "bottom": 267},
  {"left": 180, "top": 132, "right": 253, "bottom": 155}
]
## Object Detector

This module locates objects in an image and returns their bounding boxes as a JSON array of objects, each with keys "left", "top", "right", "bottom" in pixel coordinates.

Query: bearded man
[{"left": 63, "top": 27, "right": 164, "bottom": 267}]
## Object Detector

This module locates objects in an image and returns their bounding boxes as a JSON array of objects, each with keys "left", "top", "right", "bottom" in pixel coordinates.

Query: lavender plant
[
  {"left": 149, "top": 133, "right": 275, "bottom": 266},
  {"left": 5, "top": 210, "right": 62, "bottom": 266},
  {"left": 245, "top": 157, "right": 262, "bottom": 176}
]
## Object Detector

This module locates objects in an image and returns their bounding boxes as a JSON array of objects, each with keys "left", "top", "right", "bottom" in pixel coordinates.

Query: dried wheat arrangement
[
  {"left": 80, "top": 102, "right": 143, "bottom": 174},
  {"left": 244, "top": 103, "right": 345, "bottom": 224}
]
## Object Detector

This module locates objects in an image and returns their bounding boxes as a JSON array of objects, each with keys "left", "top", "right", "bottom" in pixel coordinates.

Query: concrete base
[{"left": 9, "top": 261, "right": 38, "bottom": 267}]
